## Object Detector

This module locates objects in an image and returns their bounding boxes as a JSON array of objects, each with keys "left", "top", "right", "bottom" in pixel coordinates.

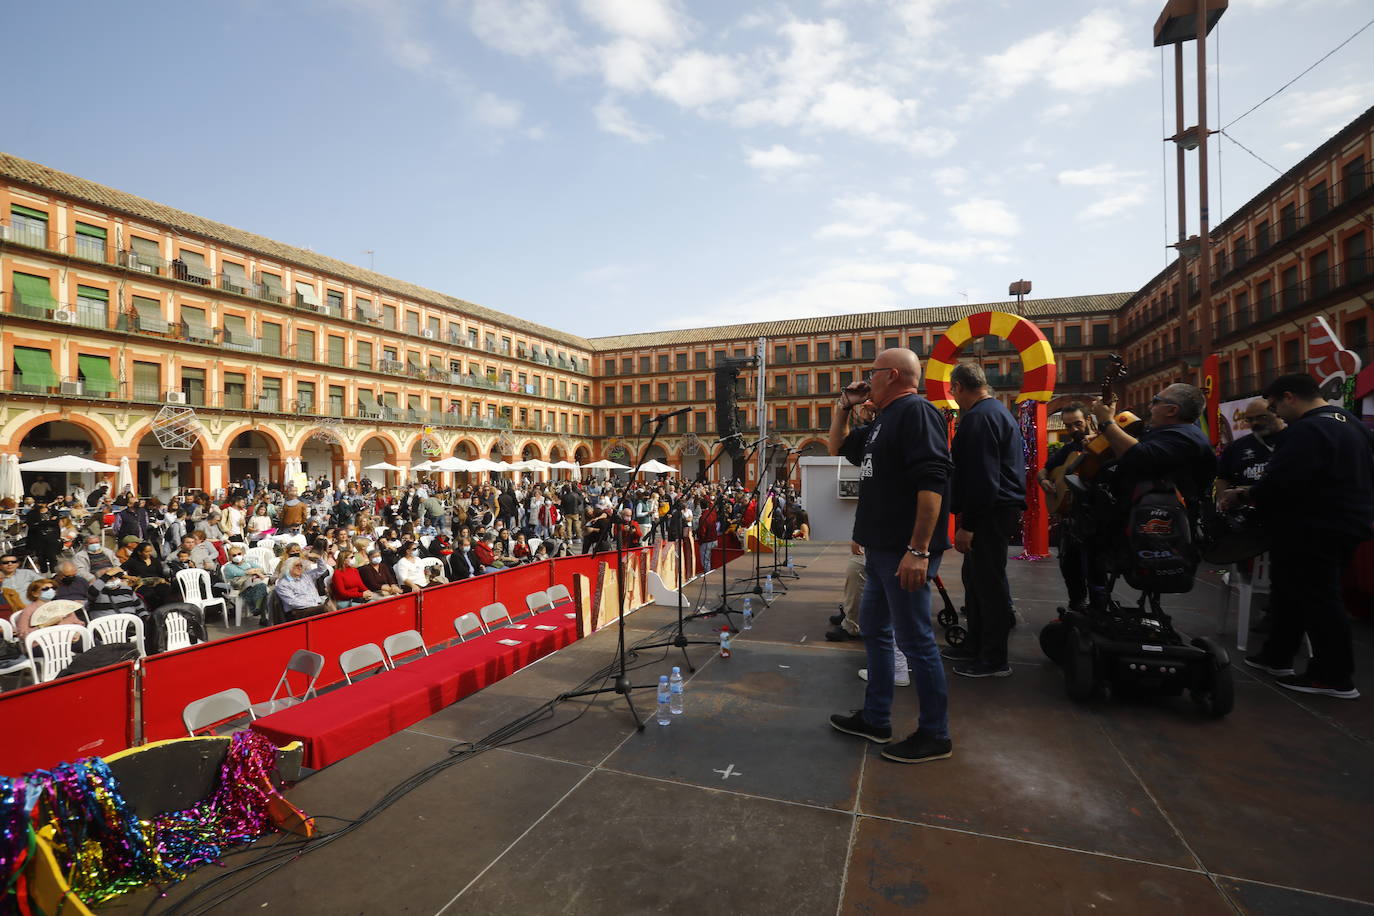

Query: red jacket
[
  {"left": 472, "top": 540, "right": 495, "bottom": 567},
  {"left": 331, "top": 565, "right": 370, "bottom": 600}
]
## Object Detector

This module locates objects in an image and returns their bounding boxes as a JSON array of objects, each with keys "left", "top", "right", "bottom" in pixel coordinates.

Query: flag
[{"left": 743, "top": 495, "right": 776, "bottom": 553}]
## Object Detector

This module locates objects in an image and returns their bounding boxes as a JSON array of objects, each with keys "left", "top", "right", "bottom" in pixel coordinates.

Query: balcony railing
[{"left": 0, "top": 222, "right": 56, "bottom": 251}]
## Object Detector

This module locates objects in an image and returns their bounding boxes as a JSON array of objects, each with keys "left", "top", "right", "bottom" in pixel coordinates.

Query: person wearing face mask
[
  {"left": 223, "top": 547, "right": 270, "bottom": 621},
  {"left": 50, "top": 560, "right": 92, "bottom": 606},
  {"left": 86, "top": 567, "right": 145, "bottom": 622},
  {"left": 11, "top": 579, "right": 61, "bottom": 639},
  {"left": 329, "top": 549, "right": 381, "bottom": 607},
  {"left": 448, "top": 536, "right": 480, "bottom": 580},
  {"left": 358, "top": 550, "right": 403, "bottom": 596},
  {"left": 392, "top": 543, "right": 428, "bottom": 591},
  {"left": 73, "top": 534, "right": 119, "bottom": 580},
  {"left": 272, "top": 553, "right": 331, "bottom": 619}
]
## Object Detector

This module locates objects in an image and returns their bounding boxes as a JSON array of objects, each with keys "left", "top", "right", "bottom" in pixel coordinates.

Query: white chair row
[{"left": 2, "top": 615, "right": 152, "bottom": 687}]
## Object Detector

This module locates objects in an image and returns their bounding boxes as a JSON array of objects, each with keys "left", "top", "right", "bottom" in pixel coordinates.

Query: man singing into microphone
[{"left": 827, "top": 348, "right": 954, "bottom": 764}]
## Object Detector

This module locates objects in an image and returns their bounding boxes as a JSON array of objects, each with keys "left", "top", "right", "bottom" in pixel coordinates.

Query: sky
[{"left": 5, "top": 0, "right": 1373, "bottom": 339}]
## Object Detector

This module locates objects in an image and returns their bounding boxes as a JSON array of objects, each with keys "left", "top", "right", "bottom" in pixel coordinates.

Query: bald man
[
  {"left": 827, "top": 347, "right": 955, "bottom": 765},
  {"left": 1215, "top": 398, "right": 1287, "bottom": 497}
]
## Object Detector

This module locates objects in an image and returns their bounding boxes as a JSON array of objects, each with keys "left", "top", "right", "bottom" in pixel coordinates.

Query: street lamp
[{"left": 1009, "top": 279, "right": 1032, "bottom": 314}]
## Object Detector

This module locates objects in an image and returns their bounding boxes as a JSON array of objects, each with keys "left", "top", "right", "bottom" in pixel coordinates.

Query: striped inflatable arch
[{"left": 925, "top": 310, "right": 1057, "bottom": 409}]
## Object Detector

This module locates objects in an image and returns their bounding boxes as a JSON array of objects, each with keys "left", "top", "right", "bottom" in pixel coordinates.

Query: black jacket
[
  {"left": 1251, "top": 405, "right": 1374, "bottom": 540},
  {"left": 448, "top": 549, "right": 480, "bottom": 580},
  {"left": 950, "top": 397, "right": 1026, "bottom": 532}
]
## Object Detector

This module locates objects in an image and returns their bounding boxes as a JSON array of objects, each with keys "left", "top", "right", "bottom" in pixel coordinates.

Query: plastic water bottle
[
  {"left": 787, "top": 556, "right": 794, "bottom": 572},
  {"left": 719, "top": 627, "right": 732, "bottom": 658},
  {"left": 764, "top": 574, "right": 774, "bottom": 598},
  {"left": 669, "top": 666, "right": 684, "bottom": 715},
  {"left": 656, "top": 675, "right": 672, "bottom": 726},
  {"left": 742, "top": 597, "right": 754, "bottom": 630}
]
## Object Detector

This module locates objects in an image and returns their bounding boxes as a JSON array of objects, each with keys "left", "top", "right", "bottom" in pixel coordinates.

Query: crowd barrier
[{"left": 0, "top": 547, "right": 678, "bottom": 775}]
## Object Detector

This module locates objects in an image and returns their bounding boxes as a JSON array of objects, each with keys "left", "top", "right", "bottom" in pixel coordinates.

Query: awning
[
  {"left": 12, "top": 273, "right": 55, "bottom": 308},
  {"left": 295, "top": 281, "right": 320, "bottom": 305},
  {"left": 76, "top": 285, "right": 109, "bottom": 301},
  {"left": 78, "top": 355, "right": 118, "bottom": 395},
  {"left": 13, "top": 348, "right": 58, "bottom": 388},
  {"left": 130, "top": 236, "right": 160, "bottom": 258},
  {"left": 10, "top": 204, "right": 48, "bottom": 221},
  {"left": 358, "top": 391, "right": 378, "bottom": 409},
  {"left": 74, "top": 223, "right": 106, "bottom": 239}
]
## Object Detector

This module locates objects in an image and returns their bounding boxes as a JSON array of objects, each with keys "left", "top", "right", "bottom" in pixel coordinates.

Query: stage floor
[{"left": 112, "top": 542, "right": 1374, "bottom": 915}]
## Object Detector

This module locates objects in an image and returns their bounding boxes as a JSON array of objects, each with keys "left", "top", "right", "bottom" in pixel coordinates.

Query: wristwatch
[
  {"left": 1099, "top": 418, "right": 1116, "bottom": 428},
  {"left": 906, "top": 547, "right": 930, "bottom": 559}
]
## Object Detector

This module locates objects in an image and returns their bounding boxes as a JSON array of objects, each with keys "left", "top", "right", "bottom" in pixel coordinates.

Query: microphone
[
  {"left": 714, "top": 434, "right": 744, "bottom": 445},
  {"left": 644, "top": 406, "right": 692, "bottom": 425}
]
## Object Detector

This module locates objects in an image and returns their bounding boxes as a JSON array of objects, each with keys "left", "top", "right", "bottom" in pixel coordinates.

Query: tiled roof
[
  {"left": 587, "top": 294, "right": 1133, "bottom": 350},
  {"left": 0, "top": 152, "right": 594, "bottom": 351}
]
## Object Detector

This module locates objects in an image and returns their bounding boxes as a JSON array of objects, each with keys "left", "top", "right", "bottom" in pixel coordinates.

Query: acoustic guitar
[{"left": 1046, "top": 355, "right": 1137, "bottom": 515}]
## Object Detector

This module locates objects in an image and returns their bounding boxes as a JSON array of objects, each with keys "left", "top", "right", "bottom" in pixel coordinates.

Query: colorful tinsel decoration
[
  {"left": 2, "top": 731, "right": 303, "bottom": 911},
  {"left": 1013, "top": 400, "right": 1046, "bottom": 562}
]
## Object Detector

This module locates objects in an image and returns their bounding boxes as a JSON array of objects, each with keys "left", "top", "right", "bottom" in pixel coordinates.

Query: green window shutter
[
  {"left": 133, "top": 362, "right": 160, "bottom": 390},
  {"left": 223, "top": 315, "right": 248, "bottom": 340},
  {"left": 75, "top": 223, "right": 107, "bottom": 239},
  {"left": 77, "top": 285, "right": 109, "bottom": 301},
  {"left": 13, "top": 348, "right": 58, "bottom": 387},
  {"left": 78, "top": 355, "right": 118, "bottom": 395},
  {"left": 10, "top": 205, "right": 48, "bottom": 220},
  {"left": 12, "top": 272, "right": 55, "bottom": 308}
]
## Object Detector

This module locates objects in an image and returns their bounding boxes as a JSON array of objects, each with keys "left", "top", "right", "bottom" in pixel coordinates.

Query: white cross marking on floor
[{"left": 713, "top": 764, "right": 742, "bottom": 781}]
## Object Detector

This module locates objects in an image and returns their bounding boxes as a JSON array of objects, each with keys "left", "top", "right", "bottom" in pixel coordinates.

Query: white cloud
[
  {"left": 597, "top": 38, "right": 658, "bottom": 91},
  {"left": 1278, "top": 84, "right": 1374, "bottom": 135},
  {"left": 891, "top": 0, "right": 951, "bottom": 42},
  {"left": 734, "top": 19, "right": 852, "bottom": 127},
  {"left": 1079, "top": 187, "right": 1148, "bottom": 221},
  {"left": 579, "top": 0, "right": 689, "bottom": 46},
  {"left": 932, "top": 166, "right": 968, "bottom": 195},
  {"left": 471, "top": 92, "right": 524, "bottom": 129},
  {"left": 950, "top": 198, "right": 1020, "bottom": 236},
  {"left": 1057, "top": 164, "right": 1141, "bottom": 187},
  {"left": 815, "top": 193, "right": 914, "bottom": 239},
  {"left": 884, "top": 231, "right": 1013, "bottom": 262},
  {"left": 982, "top": 11, "right": 1150, "bottom": 98},
  {"left": 809, "top": 82, "right": 912, "bottom": 135},
  {"left": 468, "top": 0, "right": 582, "bottom": 68},
  {"left": 594, "top": 97, "right": 659, "bottom": 143},
  {"left": 744, "top": 144, "right": 819, "bottom": 171},
  {"left": 652, "top": 51, "right": 744, "bottom": 109}
]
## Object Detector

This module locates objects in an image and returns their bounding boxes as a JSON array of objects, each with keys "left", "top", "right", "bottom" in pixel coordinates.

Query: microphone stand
[
  {"left": 773, "top": 449, "right": 804, "bottom": 579},
  {"left": 633, "top": 445, "right": 729, "bottom": 671},
  {"left": 728, "top": 441, "right": 786, "bottom": 599},
  {"left": 687, "top": 436, "right": 762, "bottom": 632},
  {"left": 559, "top": 412, "right": 679, "bottom": 729}
]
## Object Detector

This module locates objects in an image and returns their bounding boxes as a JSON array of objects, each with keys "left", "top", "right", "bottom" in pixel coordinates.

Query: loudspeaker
[{"left": 714, "top": 366, "right": 743, "bottom": 458}]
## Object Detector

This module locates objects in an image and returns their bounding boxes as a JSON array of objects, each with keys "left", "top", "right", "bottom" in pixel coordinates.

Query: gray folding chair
[
  {"left": 251, "top": 649, "right": 325, "bottom": 716},
  {"left": 522, "top": 590, "right": 553, "bottom": 620},
  {"left": 383, "top": 629, "right": 429, "bottom": 666},
  {"left": 479, "top": 602, "right": 512, "bottom": 631},
  {"left": 453, "top": 613, "right": 486, "bottom": 641},
  {"left": 339, "top": 643, "right": 390, "bottom": 684},
  {"left": 184, "top": 688, "right": 255, "bottom": 736}
]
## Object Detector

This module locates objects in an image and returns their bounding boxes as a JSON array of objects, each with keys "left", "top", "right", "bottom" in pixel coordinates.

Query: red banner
[
  {"left": 305, "top": 594, "right": 420, "bottom": 688},
  {"left": 0, "top": 662, "right": 136, "bottom": 775},
  {"left": 1202, "top": 354, "right": 1221, "bottom": 446}
]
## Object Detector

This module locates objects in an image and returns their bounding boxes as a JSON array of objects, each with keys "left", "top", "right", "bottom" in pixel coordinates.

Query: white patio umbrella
[
  {"left": 0, "top": 454, "right": 19, "bottom": 502},
  {"left": 581, "top": 459, "right": 630, "bottom": 470},
  {"left": 466, "top": 458, "right": 507, "bottom": 472},
  {"left": 364, "top": 462, "right": 404, "bottom": 471},
  {"left": 433, "top": 456, "right": 474, "bottom": 472},
  {"left": 638, "top": 459, "right": 677, "bottom": 474},
  {"left": 521, "top": 459, "right": 551, "bottom": 470},
  {"left": 346, "top": 460, "right": 357, "bottom": 480},
  {"left": 549, "top": 460, "right": 579, "bottom": 469},
  {"left": 117, "top": 456, "right": 134, "bottom": 495},
  {"left": 411, "top": 460, "right": 436, "bottom": 472},
  {"left": 18, "top": 455, "right": 119, "bottom": 473}
]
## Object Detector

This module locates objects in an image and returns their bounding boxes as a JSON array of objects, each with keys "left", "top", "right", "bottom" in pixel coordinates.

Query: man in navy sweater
[
  {"left": 948, "top": 363, "right": 1026, "bottom": 678},
  {"left": 1220, "top": 373, "right": 1374, "bottom": 699}
]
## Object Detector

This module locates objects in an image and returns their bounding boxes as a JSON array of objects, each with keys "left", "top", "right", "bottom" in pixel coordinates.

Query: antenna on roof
[{"left": 364, "top": 250, "right": 375, "bottom": 271}]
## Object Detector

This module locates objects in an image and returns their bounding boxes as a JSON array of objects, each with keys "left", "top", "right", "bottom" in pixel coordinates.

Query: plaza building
[
  {"left": 1118, "top": 105, "right": 1373, "bottom": 408},
  {"left": 2, "top": 104, "right": 1371, "bottom": 497}
]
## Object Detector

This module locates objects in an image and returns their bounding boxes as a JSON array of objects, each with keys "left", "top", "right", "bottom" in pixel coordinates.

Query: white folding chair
[
  {"left": 478, "top": 601, "right": 511, "bottom": 631},
  {"left": 547, "top": 584, "right": 573, "bottom": 607},
  {"left": 1217, "top": 553, "right": 1271, "bottom": 652},
  {"left": 454, "top": 612, "right": 486, "bottom": 641},
  {"left": 176, "top": 568, "right": 228, "bottom": 622},
  {"left": 25, "top": 625, "right": 93, "bottom": 683},
  {"left": 383, "top": 629, "right": 429, "bottom": 666},
  {"left": 0, "top": 618, "right": 37, "bottom": 688},
  {"left": 89, "top": 613, "right": 147, "bottom": 657},
  {"left": 523, "top": 590, "right": 553, "bottom": 619},
  {"left": 251, "top": 649, "right": 324, "bottom": 716},
  {"left": 339, "top": 643, "right": 390, "bottom": 684},
  {"left": 183, "top": 687, "right": 255, "bottom": 736},
  {"left": 164, "top": 609, "right": 195, "bottom": 651}
]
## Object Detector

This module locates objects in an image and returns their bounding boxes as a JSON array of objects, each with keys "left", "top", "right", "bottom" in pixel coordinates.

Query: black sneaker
[
  {"left": 1243, "top": 655, "right": 1295, "bottom": 677},
  {"left": 829, "top": 710, "right": 892, "bottom": 744},
  {"left": 953, "top": 660, "right": 1012, "bottom": 678},
  {"left": 940, "top": 645, "right": 976, "bottom": 661},
  {"left": 825, "top": 626, "right": 855, "bottom": 642},
  {"left": 1275, "top": 673, "right": 1360, "bottom": 699},
  {"left": 881, "top": 730, "right": 953, "bottom": 764},
  {"left": 829, "top": 608, "right": 846, "bottom": 626}
]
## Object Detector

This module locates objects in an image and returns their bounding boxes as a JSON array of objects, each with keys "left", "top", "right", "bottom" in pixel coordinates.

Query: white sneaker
[{"left": 859, "top": 668, "right": 911, "bottom": 687}]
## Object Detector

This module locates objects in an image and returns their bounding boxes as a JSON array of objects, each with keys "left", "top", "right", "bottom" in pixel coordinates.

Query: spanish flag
[{"left": 743, "top": 495, "right": 776, "bottom": 553}]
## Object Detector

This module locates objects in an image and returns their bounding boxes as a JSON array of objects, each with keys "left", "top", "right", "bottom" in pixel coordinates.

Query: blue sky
[{"left": 6, "top": 0, "right": 1372, "bottom": 337}]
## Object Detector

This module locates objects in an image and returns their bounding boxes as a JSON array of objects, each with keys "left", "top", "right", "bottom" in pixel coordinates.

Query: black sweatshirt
[
  {"left": 1250, "top": 404, "right": 1374, "bottom": 540},
  {"left": 839, "top": 393, "right": 953, "bottom": 551},
  {"left": 950, "top": 397, "right": 1026, "bottom": 532}
]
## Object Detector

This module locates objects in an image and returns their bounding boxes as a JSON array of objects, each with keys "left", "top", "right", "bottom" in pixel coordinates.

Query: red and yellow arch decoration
[{"left": 925, "top": 311, "right": 1057, "bottom": 408}]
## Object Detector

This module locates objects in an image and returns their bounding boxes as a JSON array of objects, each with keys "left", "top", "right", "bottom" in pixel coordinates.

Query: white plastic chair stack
[
  {"left": 0, "top": 618, "right": 37, "bottom": 688},
  {"left": 176, "top": 568, "right": 228, "bottom": 623},
  {"left": 89, "top": 613, "right": 147, "bottom": 657},
  {"left": 1216, "top": 554, "right": 1271, "bottom": 652},
  {"left": 164, "top": 610, "right": 195, "bottom": 651},
  {"left": 25, "top": 625, "right": 93, "bottom": 683}
]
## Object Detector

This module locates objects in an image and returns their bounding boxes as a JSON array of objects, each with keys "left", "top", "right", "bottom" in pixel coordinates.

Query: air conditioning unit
[
  {"left": 61, "top": 380, "right": 84, "bottom": 395},
  {"left": 166, "top": 391, "right": 187, "bottom": 404},
  {"left": 53, "top": 308, "right": 77, "bottom": 324},
  {"left": 421, "top": 329, "right": 435, "bottom": 339}
]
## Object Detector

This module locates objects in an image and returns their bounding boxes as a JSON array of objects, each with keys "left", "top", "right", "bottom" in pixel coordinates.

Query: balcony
[
  {"left": 379, "top": 358, "right": 406, "bottom": 374},
  {"left": 123, "top": 249, "right": 168, "bottom": 276},
  {"left": 219, "top": 329, "right": 264, "bottom": 354},
  {"left": 171, "top": 259, "right": 211, "bottom": 286},
  {"left": 0, "top": 221, "right": 56, "bottom": 251}
]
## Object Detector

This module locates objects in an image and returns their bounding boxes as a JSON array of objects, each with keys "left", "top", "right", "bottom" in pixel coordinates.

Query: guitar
[{"left": 1046, "top": 355, "right": 1136, "bottom": 515}]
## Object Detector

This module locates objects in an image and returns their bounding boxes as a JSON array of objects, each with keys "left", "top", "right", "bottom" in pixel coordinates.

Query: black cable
[{"left": 1223, "top": 16, "right": 1374, "bottom": 131}]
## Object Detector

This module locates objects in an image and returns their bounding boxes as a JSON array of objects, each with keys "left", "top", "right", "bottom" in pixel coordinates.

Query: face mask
[
  {"left": 39, "top": 588, "right": 55, "bottom": 600},
  {"left": 230, "top": 555, "right": 243, "bottom": 562},
  {"left": 60, "top": 575, "right": 75, "bottom": 584},
  {"left": 88, "top": 544, "right": 101, "bottom": 553},
  {"left": 370, "top": 556, "right": 382, "bottom": 565}
]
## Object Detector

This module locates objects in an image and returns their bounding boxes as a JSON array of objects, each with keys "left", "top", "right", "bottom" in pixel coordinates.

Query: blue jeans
[{"left": 860, "top": 547, "right": 949, "bottom": 740}]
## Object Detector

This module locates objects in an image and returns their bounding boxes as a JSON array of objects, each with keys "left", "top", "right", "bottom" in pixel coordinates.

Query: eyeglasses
[
  {"left": 0, "top": 559, "right": 18, "bottom": 564},
  {"left": 1150, "top": 395, "right": 1179, "bottom": 408},
  {"left": 864, "top": 367, "right": 897, "bottom": 383}
]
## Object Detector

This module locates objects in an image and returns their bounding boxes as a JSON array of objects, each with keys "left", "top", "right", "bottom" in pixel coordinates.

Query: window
[
  {"left": 133, "top": 362, "right": 160, "bottom": 401},
  {"left": 261, "top": 323, "right": 282, "bottom": 356},
  {"left": 604, "top": 387, "right": 616, "bottom": 404},
  {"left": 860, "top": 339, "right": 876, "bottom": 360},
  {"left": 605, "top": 416, "right": 616, "bottom": 435},
  {"left": 296, "top": 328, "right": 316, "bottom": 361},
  {"left": 1256, "top": 220, "right": 1271, "bottom": 250},
  {"left": 774, "top": 407, "right": 789, "bottom": 429},
  {"left": 837, "top": 341, "right": 852, "bottom": 359},
  {"left": 8, "top": 205, "right": 49, "bottom": 249},
  {"left": 675, "top": 352, "right": 688, "bottom": 370},
  {"left": 222, "top": 314, "right": 249, "bottom": 347},
  {"left": 816, "top": 373, "right": 832, "bottom": 394},
  {"left": 1309, "top": 250, "right": 1331, "bottom": 296},
  {"left": 1279, "top": 201, "right": 1299, "bottom": 238},
  {"left": 75, "top": 354, "right": 117, "bottom": 396},
  {"left": 796, "top": 407, "right": 810, "bottom": 429},
  {"left": 604, "top": 360, "right": 617, "bottom": 375},
  {"left": 1091, "top": 357, "right": 1109, "bottom": 379},
  {"left": 181, "top": 367, "right": 206, "bottom": 406},
  {"left": 223, "top": 372, "right": 247, "bottom": 409},
  {"left": 1066, "top": 359, "right": 1083, "bottom": 383},
  {"left": 774, "top": 344, "right": 789, "bottom": 363},
  {"left": 1310, "top": 181, "right": 1330, "bottom": 218},
  {"left": 1063, "top": 325, "right": 1082, "bottom": 346},
  {"left": 74, "top": 222, "right": 107, "bottom": 261},
  {"left": 694, "top": 380, "right": 708, "bottom": 400},
  {"left": 713, "top": 349, "right": 726, "bottom": 365},
  {"left": 405, "top": 313, "right": 420, "bottom": 335},
  {"left": 883, "top": 336, "right": 899, "bottom": 350},
  {"left": 795, "top": 343, "right": 809, "bottom": 362},
  {"left": 1342, "top": 155, "right": 1367, "bottom": 203},
  {"left": 356, "top": 340, "right": 373, "bottom": 369},
  {"left": 75, "top": 285, "right": 109, "bottom": 327},
  {"left": 327, "top": 289, "right": 344, "bottom": 314},
  {"left": 818, "top": 405, "right": 832, "bottom": 428},
  {"left": 621, "top": 357, "right": 633, "bottom": 373},
  {"left": 675, "top": 381, "right": 687, "bottom": 400},
  {"left": 429, "top": 317, "right": 442, "bottom": 339},
  {"left": 329, "top": 385, "right": 345, "bottom": 416},
  {"left": 657, "top": 382, "right": 668, "bottom": 400},
  {"left": 1091, "top": 324, "right": 1109, "bottom": 346},
  {"left": 838, "top": 370, "right": 853, "bottom": 388},
  {"left": 639, "top": 356, "right": 651, "bottom": 373},
  {"left": 1345, "top": 231, "right": 1368, "bottom": 282},
  {"left": 795, "top": 374, "right": 810, "bottom": 394},
  {"left": 621, "top": 384, "right": 632, "bottom": 402},
  {"left": 695, "top": 411, "right": 707, "bottom": 432},
  {"left": 1344, "top": 316, "right": 1368, "bottom": 352},
  {"left": 500, "top": 335, "right": 511, "bottom": 353},
  {"left": 773, "top": 374, "right": 788, "bottom": 393},
  {"left": 1258, "top": 279, "right": 1274, "bottom": 317},
  {"left": 1259, "top": 348, "right": 1275, "bottom": 376},
  {"left": 1283, "top": 338, "right": 1301, "bottom": 372},
  {"left": 816, "top": 342, "right": 830, "bottom": 361},
  {"left": 653, "top": 354, "right": 667, "bottom": 372},
  {"left": 382, "top": 304, "right": 398, "bottom": 329},
  {"left": 467, "top": 328, "right": 479, "bottom": 347},
  {"left": 694, "top": 352, "right": 707, "bottom": 369},
  {"left": 639, "top": 384, "right": 650, "bottom": 402},
  {"left": 261, "top": 377, "right": 281, "bottom": 411},
  {"left": 181, "top": 306, "right": 210, "bottom": 341},
  {"left": 327, "top": 335, "right": 346, "bottom": 365},
  {"left": 11, "top": 271, "right": 55, "bottom": 313},
  {"left": 1038, "top": 326, "right": 1055, "bottom": 344}
]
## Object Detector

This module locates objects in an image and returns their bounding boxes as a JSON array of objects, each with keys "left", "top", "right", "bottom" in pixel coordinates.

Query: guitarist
[{"left": 1037, "top": 403, "right": 1092, "bottom": 611}]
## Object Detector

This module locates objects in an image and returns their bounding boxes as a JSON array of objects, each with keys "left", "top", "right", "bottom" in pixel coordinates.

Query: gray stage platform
[{"left": 110, "top": 542, "right": 1374, "bottom": 914}]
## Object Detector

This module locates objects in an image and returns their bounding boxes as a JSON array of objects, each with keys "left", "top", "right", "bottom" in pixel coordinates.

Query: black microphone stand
[
  {"left": 558, "top": 413, "right": 678, "bottom": 730},
  {"left": 686, "top": 436, "right": 762, "bottom": 632},
  {"left": 728, "top": 440, "right": 787, "bottom": 599},
  {"left": 772, "top": 448, "right": 804, "bottom": 579},
  {"left": 633, "top": 445, "right": 729, "bottom": 671}
]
